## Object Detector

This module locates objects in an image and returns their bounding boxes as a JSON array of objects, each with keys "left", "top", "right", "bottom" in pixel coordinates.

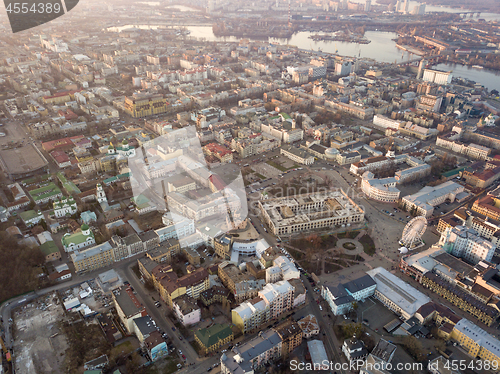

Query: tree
[
  {"left": 342, "top": 323, "right": 364, "bottom": 339},
  {"left": 402, "top": 336, "right": 425, "bottom": 362}
]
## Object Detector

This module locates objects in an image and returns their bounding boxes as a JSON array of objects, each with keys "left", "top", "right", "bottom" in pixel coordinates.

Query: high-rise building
[{"left": 365, "top": 0, "right": 371, "bottom": 12}]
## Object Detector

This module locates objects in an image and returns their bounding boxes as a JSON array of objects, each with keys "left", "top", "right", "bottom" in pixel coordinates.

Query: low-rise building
[
  {"left": 19, "top": 210, "right": 43, "bottom": 227},
  {"left": 343, "top": 338, "right": 369, "bottom": 363},
  {"left": 367, "top": 267, "right": 431, "bottom": 320},
  {"left": 133, "top": 315, "right": 158, "bottom": 343},
  {"left": 112, "top": 285, "right": 147, "bottom": 333},
  {"left": 53, "top": 196, "right": 77, "bottom": 218},
  {"left": 297, "top": 314, "right": 320, "bottom": 338},
  {"left": 173, "top": 295, "right": 201, "bottom": 326},
  {"left": 280, "top": 145, "right": 314, "bottom": 165},
  {"left": 144, "top": 331, "right": 168, "bottom": 361},
  {"left": 322, "top": 274, "right": 376, "bottom": 315},
  {"left": 62, "top": 224, "right": 96, "bottom": 252},
  {"left": 401, "top": 181, "right": 466, "bottom": 218},
  {"left": 195, "top": 323, "right": 234, "bottom": 353}
]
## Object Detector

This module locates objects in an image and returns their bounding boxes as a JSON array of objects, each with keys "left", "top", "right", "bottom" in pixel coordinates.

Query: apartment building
[
  {"left": 273, "top": 320, "right": 303, "bottom": 358},
  {"left": 232, "top": 297, "right": 271, "bottom": 334},
  {"left": 421, "top": 272, "right": 500, "bottom": 326},
  {"left": 200, "top": 286, "right": 231, "bottom": 306},
  {"left": 203, "top": 143, "right": 233, "bottom": 163},
  {"left": 439, "top": 226, "right": 496, "bottom": 264},
  {"left": 153, "top": 265, "right": 209, "bottom": 306},
  {"left": 221, "top": 330, "right": 283, "bottom": 373},
  {"left": 146, "top": 238, "right": 180, "bottom": 264},
  {"left": 123, "top": 93, "right": 169, "bottom": 118},
  {"left": 71, "top": 242, "right": 114, "bottom": 273},
  {"left": 472, "top": 194, "right": 500, "bottom": 221},
  {"left": 110, "top": 233, "right": 143, "bottom": 261},
  {"left": 172, "top": 295, "right": 201, "bottom": 326},
  {"left": 451, "top": 319, "right": 500, "bottom": 366},
  {"left": 258, "top": 281, "right": 294, "bottom": 320}
]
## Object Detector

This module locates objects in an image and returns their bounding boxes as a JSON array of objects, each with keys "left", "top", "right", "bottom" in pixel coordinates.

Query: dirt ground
[{"left": 13, "top": 293, "right": 67, "bottom": 374}]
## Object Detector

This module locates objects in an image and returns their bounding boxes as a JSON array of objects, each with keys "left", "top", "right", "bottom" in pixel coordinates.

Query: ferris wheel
[{"left": 400, "top": 216, "right": 427, "bottom": 249}]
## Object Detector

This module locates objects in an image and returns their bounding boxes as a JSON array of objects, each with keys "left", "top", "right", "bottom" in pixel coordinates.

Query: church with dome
[
  {"left": 107, "top": 140, "right": 136, "bottom": 158},
  {"left": 61, "top": 223, "right": 96, "bottom": 252}
]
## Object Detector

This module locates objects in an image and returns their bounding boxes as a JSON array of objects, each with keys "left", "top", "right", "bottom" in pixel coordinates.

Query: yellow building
[
  {"left": 450, "top": 319, "right": 500, "bottom": 367},
  {"left": 422, "top": 273, "right": 499, "bottom": 327},
  {"left": 194, "top": 324, "right": 234, "bottom": 353},
  {"left": 70, "top": 242, "right": 114, "bottom": 273},
  {"left": 99, "top": 155, "right": 116, "bottom": 172},
  {"left": 152, "top": 265, "right": 209, "bottom": 306},
  {"left": 146, "top": 239, "right": 180, "bottom": 263},
  {"left": 124, "top": 94, "right": 169, "bottom": 118}
]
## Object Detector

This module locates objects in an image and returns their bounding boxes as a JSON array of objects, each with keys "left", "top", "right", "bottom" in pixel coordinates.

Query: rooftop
[
  {"left": 367, "top": 267, "right": 431, "bottom": 317},
  {"left": 195, "top": 323, "right": 233, "bottom": 348}
]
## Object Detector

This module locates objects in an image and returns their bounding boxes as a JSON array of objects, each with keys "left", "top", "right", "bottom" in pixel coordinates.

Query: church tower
[{"left": 96, "top": 183, "right": 107, "bottom": 204}]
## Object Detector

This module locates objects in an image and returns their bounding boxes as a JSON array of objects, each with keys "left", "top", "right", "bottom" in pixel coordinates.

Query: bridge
[{"left": 382, "top": 54, "right": 443, "bottom": 69}]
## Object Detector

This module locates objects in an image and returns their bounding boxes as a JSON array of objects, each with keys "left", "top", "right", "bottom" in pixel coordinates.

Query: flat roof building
[
  {"left": 367, "top": 267, "right": 431, "bottom": 320},
  {"left": 259, "top": 190, "right": 364, "bottom": 235}
]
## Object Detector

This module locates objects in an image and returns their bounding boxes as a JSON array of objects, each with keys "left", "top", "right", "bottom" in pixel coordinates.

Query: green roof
[
  {"left": 280, "top": 113, "right": 291, "bottom": 120},
  {"left": 22, "top": 174, "right": 51, "bottom": 185},
  {"left": 20, "top": 210, "right": 42, "bottom": 221},
  {"left": 195, "top": 323, "right": 233, "bottom": 349},
  {"left": 117, "top": 172, "right": 130, "bottom": 179},
  {"left": 103, "top": 176, "right": 117, "bottom": 184},
  {"left": 57, "top": 172, "right": 81, "bottom": 195},
  {"left": 442, "top": 166, "right": 470, "bottom": 178},
  {"left": 53, "top": 196, "right": 77, "bottom": 210},
  {"left": 132, "top": 194, "right": 151, "bottom": 210},
  {"left": 28, "top": 183, "right": 62, "bottom": 202},
  {"left": 40, "top": 241, "right": 59, "bottom": 256},
  {"left": 61, "top": 229, "right": 95, "bottom": 248}
]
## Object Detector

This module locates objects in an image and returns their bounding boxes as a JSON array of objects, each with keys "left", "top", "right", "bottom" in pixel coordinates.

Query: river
[
  {"left": 349, "top": 0, "right": 500, "bottom": 21},
  {"left": 187, "top": 26, "right": 413, "bottom": 63},
  {"left": 432, "top": 63, "right": 500, "bottom": 90}
]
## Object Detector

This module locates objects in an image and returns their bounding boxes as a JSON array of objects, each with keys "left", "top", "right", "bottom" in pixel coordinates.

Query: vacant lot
[{"left": 13, "top": 294, "right": 67, "bottom": 374}]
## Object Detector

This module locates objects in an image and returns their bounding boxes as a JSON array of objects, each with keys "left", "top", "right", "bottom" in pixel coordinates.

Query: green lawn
[{"left": 359, "top": 234, "right": 376, "bottom": 256}]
